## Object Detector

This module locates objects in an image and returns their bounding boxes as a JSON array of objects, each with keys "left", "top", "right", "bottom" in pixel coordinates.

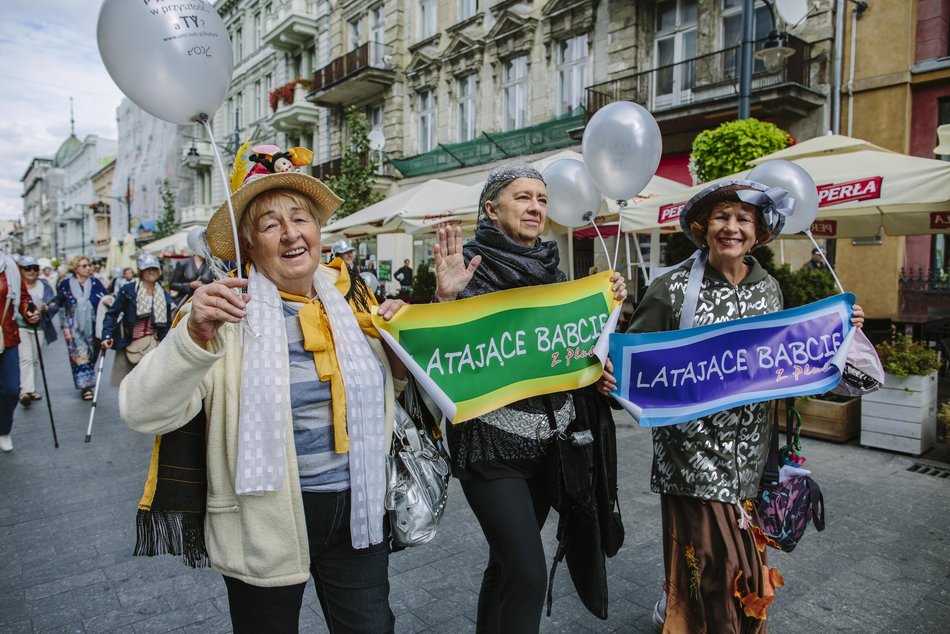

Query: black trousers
[
  {"left": 223, "top": 490, "right": 394, "bottom": 634},
  {"left": 460, "top": 475, "right": 552, "bottom": 634}
]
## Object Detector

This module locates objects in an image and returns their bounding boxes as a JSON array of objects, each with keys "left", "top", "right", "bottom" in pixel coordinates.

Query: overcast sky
[{"left": 0, "top": 1, "right": 124, "bottom": 220}]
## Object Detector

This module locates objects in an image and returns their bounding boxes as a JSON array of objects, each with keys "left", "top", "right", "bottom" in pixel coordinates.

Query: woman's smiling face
[
  {"left": 247, "top": 194, "right": 322, "bottom": 296},
  {"left": 705, "top": 201, "right": 759, "bottom": 264}
]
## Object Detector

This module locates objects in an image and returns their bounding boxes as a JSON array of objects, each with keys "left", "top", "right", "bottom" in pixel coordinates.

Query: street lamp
[{"left": 738, "top": 0, "right": 797, "bottom": 119}]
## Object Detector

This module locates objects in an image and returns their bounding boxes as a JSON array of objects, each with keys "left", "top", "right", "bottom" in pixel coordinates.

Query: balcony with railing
[
  {"left": 262, "top": 0, "right": 319, "bottom": 53},
  {"left": 585, "top": 35, "right": 823, "bottom": 134},
  {"left": 268, "top": 80, "right": 321, "bottom": 132},
  {"left": 309, "top": 42, "right": 397, "bottom": 107},
  {"left": 311, "top": 157, "right": 342, "bottom": 181},
  {"left": 180, "top": 204, "right": 215, "bottom": 226}
]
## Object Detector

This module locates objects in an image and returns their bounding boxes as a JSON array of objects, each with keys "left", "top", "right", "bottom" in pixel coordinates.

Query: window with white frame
[
  {"left": 236, "top": 91, "right": 244, "bottom": 128},
  {"left": 254, "top": 12, "right": 262, "bottom": 50},
  {"left": 721, "top": 0, "right": 773, "bottom": 77},
  {"left": 457, "top": 74, "right": 476, "bottom": 141},
  {"left": 458, "top": 0, "right": 476, "bottom": 21},
  {"left": 418, "top": 89, "right": 436, "bottom": 153},
  {"left": 370, "top": 6, "right": 385, "bottom": 65},
  {"left": 369, "top": 104, "right": 385, "bottom": 174},
  {"left": 265, "top": 73, "right": 274, "bottom": 112},
  {"left": 653, "top": 0, "right": 697, "bottom": 109},
  {"left": 234, "top": 27, "right": 244, "bottom": 63},
  {"left": 254, "top": 80, "right": 262, "bottom": 120},
  {"left": 502, "top": 56, "right": 527, "bottom": 131},
  {"left": 557, "top": 34, "right": 588, "bottom": 115},
  {"left": 419, "top": 0, "right": 437, "bottom": 40},
  {"left": 349, "top": 16, "right": 363, "bottom": 50}
]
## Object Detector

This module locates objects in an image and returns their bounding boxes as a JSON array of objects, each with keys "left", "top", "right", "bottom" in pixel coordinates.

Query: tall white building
[
  {"left": 53, "top": 134, "right": 117, "bottom": 260},
  {"left": 20, "top": 158, "right": 54, "bottom": 257}
]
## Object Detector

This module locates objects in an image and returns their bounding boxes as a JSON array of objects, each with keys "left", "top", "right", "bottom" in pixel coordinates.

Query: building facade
[
  {"left": 20, "top": 158, "right": 54, "bottom": 257},
  {"left": 53, "top": 135, "right": 117, "bottom": 260}
]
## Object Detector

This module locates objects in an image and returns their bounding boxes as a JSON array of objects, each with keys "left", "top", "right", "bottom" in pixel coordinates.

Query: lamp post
[{"left": 738, "top": 0, "right": 796, "bottom": 120}]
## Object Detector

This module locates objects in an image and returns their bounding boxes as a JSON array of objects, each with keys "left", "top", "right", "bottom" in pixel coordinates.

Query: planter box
[
  {"left": 778, "top": 396, "right": 861, "bottom": 442},
  {"left": 861, "top": 371, "right": 938, "bottom": 455}
]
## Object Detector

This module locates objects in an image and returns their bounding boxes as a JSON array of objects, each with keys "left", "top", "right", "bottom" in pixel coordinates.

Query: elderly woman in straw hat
[
  {"left": 433, "top": 162, "right": 627, "bottom": 633},
  {"left": 120, "top": 167, "right": 407, "bottom": 633},
  {"left": 600, "top": 180, "right": 864, "bottom": 631}
]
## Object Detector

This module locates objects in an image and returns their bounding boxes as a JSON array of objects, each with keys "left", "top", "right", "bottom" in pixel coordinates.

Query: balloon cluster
[{"left": 544, "top": 102, "right": 663, "bottom": 228}]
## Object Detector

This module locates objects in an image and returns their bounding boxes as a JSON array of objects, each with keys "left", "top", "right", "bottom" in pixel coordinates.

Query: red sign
[
  {"left": 931, "top": 212, "right": 950, "bottom": 229},
  {"left": 809, "top": 219, "right": 838, "bottom": 237},
  {"left": 817, "top": 176, "right": 883, "bottom": 207},
  {"left": 658, "top": 202, "right": 686, "bottom": 224}
]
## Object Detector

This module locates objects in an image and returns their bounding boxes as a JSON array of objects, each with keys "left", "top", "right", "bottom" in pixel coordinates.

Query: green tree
[
  {"left": 690, "top": 118, "right": 792, "bottom": 183},
  {"left": 412, "top": 261, "right": 436, "bottom": 302},
  {"left": 155, "top": 179, "right": 180, "bottom": 240},
  {"left": 325, "top": 107, "right": 384, "bottom": 219}
]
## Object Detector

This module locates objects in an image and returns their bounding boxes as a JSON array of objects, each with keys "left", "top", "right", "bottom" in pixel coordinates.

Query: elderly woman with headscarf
[
  {"left": 432, "top": 162, "right": 627, "bottom": 633},
  {"left": 120, "top": 167, "right": 407, "bottom": 633},
  {"left": 101, "top": 253, "right": 174, "bottom": 385},
  {"left": 57, "top": 255, "right": 107, "bottom": 401},
  {"left": 599, "top": 180, "right": 865, "bottom": 632}
]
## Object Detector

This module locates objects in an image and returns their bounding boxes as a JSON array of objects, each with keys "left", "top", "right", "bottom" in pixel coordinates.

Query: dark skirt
[{"left": 661, "top": 494, "right": 783, "bottom": 634}]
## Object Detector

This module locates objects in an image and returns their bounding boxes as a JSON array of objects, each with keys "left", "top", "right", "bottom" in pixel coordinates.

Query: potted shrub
[{"left": 861, "top": 336, "right": 941, "bottom": 455}]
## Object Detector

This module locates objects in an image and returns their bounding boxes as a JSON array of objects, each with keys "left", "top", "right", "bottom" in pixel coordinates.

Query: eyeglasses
[
  {"left": 23, "top": 266, "right": 40, "bottom": 272},
  {"left": 77, "top": 263, "right": 90, "bottom": 268}
]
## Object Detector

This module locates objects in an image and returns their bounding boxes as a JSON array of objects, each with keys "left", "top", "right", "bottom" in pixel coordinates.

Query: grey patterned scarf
[
  {"left": 69, "top": 276, "right": 94, "bottom": 337},
  {"left": 459, "top": 217, "right": 565, "bottom": 299}
]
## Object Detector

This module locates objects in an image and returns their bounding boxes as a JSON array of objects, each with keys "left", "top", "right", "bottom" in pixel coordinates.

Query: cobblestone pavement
[{"left": 2, "top": 336, "right": 949, "bottom": 633}]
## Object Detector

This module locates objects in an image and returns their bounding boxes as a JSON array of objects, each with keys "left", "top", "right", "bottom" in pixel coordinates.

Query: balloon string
[
  {"left": 202, "top": 116, "right": 250, "bottom": 344},
  {"left": 590, "top": 220, "right": 612, "bottom": 271},
  {"left": 203, "top": 118, "right": 243, "bottom": 281},
  {"left": 805, "top": 230, "right": 845, "bottom": 293},
  {"left": 612, "top": 200, "right": 625, "bottom": 271}
]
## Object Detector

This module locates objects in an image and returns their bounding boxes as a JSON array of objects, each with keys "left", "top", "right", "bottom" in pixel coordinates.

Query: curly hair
[{"left": 67, "top": 254, "right": 90, "bottom": 274}]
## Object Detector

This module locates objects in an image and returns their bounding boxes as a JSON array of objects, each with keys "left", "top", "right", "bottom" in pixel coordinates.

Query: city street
[{"left": 1, "top": 335, "right": 949, "bottom": 633}]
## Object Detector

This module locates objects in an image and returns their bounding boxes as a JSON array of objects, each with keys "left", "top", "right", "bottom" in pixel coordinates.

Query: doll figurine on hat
[{"left": 246, "top": 144, "right": 314, "bottom": 178}]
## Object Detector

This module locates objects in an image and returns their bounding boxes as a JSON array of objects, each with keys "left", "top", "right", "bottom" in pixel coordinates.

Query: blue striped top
[{"left": 282, "top": 299, "right": 350, "bottom": 493}]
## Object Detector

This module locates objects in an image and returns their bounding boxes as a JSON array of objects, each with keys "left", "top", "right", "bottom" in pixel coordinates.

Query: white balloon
[
  {"left": 97, "top": 0, "right": 233, "bottom": 125},
  {"left": 541, "top": 159, "right": 603, "bottom": 228},
  {"left": 747, "top": 160, "right": 820, "bottom": 234},
  {"left": 582, "top": 102, "right": 663, "bottom": 201},
  {"left": 361, "top": 272, "right": 380, "bottom": 294}
]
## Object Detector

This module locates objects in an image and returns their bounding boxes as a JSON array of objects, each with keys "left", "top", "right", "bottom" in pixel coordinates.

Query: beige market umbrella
[
  {"left": 142, "top": 229, "right": 192, "bottom": 257},
  {"left": 119, "top": 233, "right": 137, "bottom": 270},
  {"left": 622, "top": 135, "right": 950, "bottom": 238}
]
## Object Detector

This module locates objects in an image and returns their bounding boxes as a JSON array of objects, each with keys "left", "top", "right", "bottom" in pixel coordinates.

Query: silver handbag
[{"left": 385, "top": 403, "right": 450, "bottom": 548}]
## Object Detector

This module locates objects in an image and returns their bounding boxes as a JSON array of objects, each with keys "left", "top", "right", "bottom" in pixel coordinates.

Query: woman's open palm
[{"left": 434, "top": 226, "right": 481, "bottom": 302}]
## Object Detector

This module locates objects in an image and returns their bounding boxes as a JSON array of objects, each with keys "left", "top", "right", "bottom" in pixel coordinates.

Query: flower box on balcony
[{"left": 269, "top": 79, "right": 312, "bottom": 112}]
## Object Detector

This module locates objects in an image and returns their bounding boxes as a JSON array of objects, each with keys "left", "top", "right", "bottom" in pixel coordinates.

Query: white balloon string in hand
[
  {"left": 805, "top": 230, "right": 845, "bottom": 294},
  {"left": 202, "top": 116, "right": 251, "bottom": 341},
  {"left": 588, "top": 211, "right": 613, "bottom": 271}
]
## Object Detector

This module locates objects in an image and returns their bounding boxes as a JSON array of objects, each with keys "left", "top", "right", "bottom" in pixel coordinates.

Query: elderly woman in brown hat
[
  {"left": 601, "top": 180, "right": 864, "bottom": 631},
  {"left": 120, "top": 167, "right": 406, "bottom": 633}
]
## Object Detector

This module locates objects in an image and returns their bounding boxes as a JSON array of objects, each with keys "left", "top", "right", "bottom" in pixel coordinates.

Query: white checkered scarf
[
  {"left": 235, "top": 265, "right": 386, "bottom": 549},
  {"left": 134, "top": 281, "right": 168, "bottom": 325}
]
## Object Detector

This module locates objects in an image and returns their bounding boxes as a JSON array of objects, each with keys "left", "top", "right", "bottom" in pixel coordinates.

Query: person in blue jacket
[{"left": 101, "top": 253, "right": 173, "bottom": 385}]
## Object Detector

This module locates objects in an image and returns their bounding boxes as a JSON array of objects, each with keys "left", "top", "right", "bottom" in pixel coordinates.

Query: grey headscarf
[{"left": 477, "top": 161, "right": 545, "bottom": 219}]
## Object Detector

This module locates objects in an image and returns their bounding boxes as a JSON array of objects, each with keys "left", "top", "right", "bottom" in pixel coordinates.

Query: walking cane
[
  {"left": 84, "top": 348, "right": 108, "bottom": 443},
  {"left": 30, "top": 320, "right": 58, "bottom": 449}
]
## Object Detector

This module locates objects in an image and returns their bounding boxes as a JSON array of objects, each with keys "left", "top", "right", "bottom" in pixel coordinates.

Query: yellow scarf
[{"left": 278, "top": 259, "right": 379, "bottom": 454}]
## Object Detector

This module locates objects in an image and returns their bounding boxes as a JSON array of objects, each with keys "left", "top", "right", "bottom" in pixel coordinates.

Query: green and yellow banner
[{"left": 372, "top": 272, "right": 621, "bottom": 424}]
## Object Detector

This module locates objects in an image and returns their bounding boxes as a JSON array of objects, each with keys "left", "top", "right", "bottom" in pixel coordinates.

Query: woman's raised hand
[
  {"left": 434, "top": 226, "right": 480, "bottom": 303},
  {"left": 851, "top": 304, "right": 865, "bottom": 329},
  {"left": 188, "top": 277, "right": 250, "bottom": 346}
]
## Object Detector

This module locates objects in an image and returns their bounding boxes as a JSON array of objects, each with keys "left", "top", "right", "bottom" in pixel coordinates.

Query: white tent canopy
[
  {"left": 141, "top": 229, "right": 193, "bottom": 256},
  {"left": 322, "top": 179, "right": 475, "bottom": 238},
  {"left": 622, "top": 134, "right": 950, "bottom": 238}
]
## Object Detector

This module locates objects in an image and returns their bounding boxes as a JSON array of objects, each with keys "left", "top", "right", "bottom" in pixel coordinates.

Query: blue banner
[{"left": 609, "top": 293, "right": 856, "bottom": 426}]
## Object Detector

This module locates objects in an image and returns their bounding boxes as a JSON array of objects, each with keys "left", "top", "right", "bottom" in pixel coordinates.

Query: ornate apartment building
[
  {"left": 206, "top": 0, "right": 834, "bottom": 206},
  {"left": 20, "top": 158, "right": 55, "bottom": 256}
]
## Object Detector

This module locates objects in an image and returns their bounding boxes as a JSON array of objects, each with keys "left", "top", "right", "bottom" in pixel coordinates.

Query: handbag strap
[{"left": 760, "top": 401, "right": 782, "bottom": 490}]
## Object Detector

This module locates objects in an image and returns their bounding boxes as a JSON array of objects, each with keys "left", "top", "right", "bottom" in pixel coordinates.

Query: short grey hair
[{"left": 477, "top": 162, "right": 545, "bottom": 219}]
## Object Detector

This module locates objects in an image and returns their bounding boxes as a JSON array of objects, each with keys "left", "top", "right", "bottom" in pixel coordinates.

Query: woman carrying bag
[
  {"left": 101, "top": 253, "right": 173, "bottom": 385},
  {"left": 15, "top": 255, "right": 58, "bottom": 406}
]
